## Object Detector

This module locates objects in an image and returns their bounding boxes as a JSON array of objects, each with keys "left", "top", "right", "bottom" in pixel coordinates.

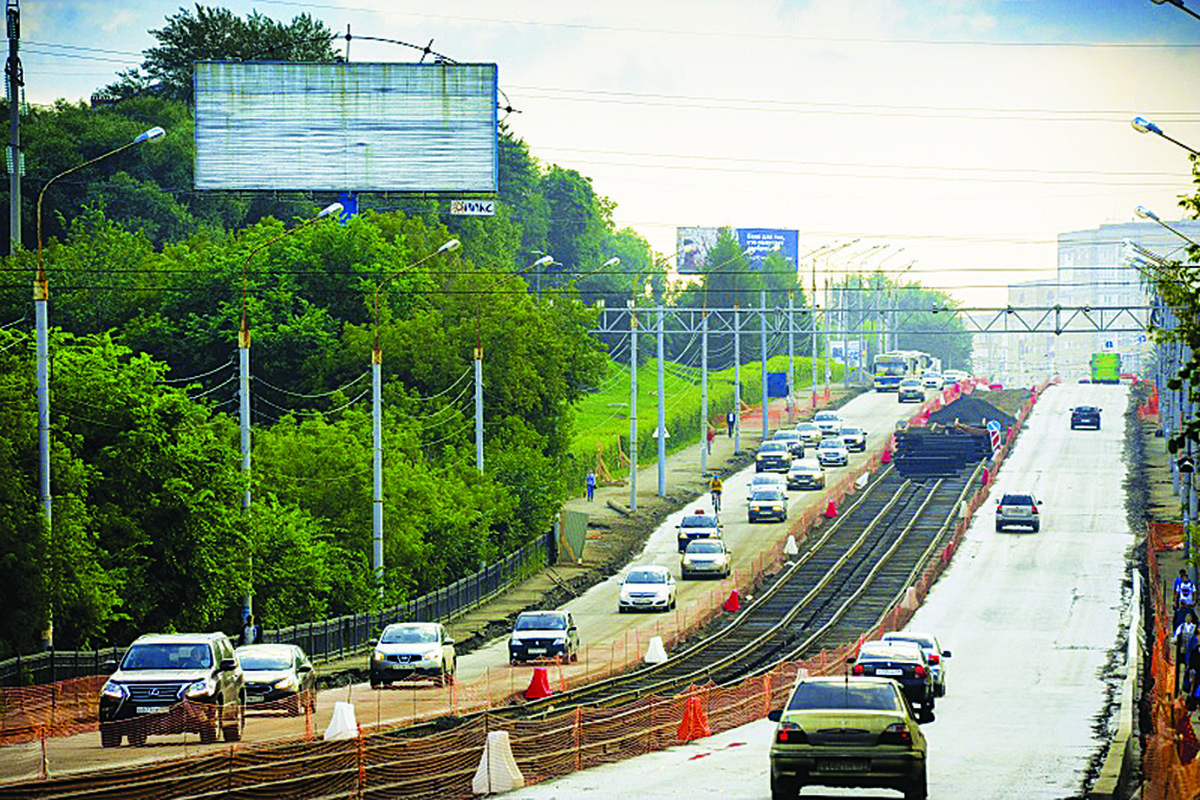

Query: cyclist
[{"left": 708, "top": 474, "right": 724, "bottom": 513}]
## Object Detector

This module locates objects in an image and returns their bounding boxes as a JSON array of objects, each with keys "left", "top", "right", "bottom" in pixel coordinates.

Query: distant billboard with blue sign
[
  {"left": 737, "top": 228, "right": 799, "bottom": 269},
  {"left": 675, "top": 227, "right": 799, "bottom": 275}
]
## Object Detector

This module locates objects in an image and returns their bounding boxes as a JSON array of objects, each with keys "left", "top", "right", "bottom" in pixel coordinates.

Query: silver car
[
  {"left": 794, "top": 422, "right": 824, "bottom": 447},
  {"left": 839, "top": 426, "right": 867, "bottom": 452},
  {"left": 681, "top": 538, "right": 732, "bottom": 579},
  {"left": 747, "top": 472, "right": 788, "bottom": 501},
  {"left": 787, "top": 459, "right": 825, "bottom": 490},
  {"left": 813, "top": 411, "right": 843, "bottom": 437},
  {"left": 370, "top": 622, "right": 456, "bottom": 687},
  {"left": 816, "top": 437, "right": 849, "bottom": 467},
  {"left": 618, "top": 566, "right": 677, "bottom": 613},
  {"left": 995, "top": 491, "right": 1042, "bottom": 532}
]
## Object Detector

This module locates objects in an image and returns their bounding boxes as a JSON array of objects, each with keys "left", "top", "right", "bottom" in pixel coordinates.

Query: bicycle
[{"left": 711, "top": 490, "right": 722, "bottom": 513}]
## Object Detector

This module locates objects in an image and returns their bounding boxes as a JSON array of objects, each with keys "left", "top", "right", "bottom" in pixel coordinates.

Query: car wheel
[
  {"left": 618, "top": 606, "right": 627, "bottom": 614},
  {"left": 100, "top": 723, "right": 121, "bottom": 748},
  {"left": 1032, "top": 522, "right": 1041, "bottom": 532},
  {"left": 770, "top": 772, "right": 799, "bottom": 800},
  {"left": 995, "top": 522, "right": 1004, "bottom": 532},
  {"left": 223, "top": 696, "right": 244, "bottom": 742},
  {"left": 937, "top": 682, "right": 946, "bottom": 698},
  {"left": 370, "top": 678, "right": 381, "bottom": 690},
  {"left": 905, "top": 766, "right": 929, "bottom": 800},
  {"left": 287, "top": 694, "right": 301, "bottom": 717},
  {"left": 128, "top": 726, "right": 147, "bottom": 747}
]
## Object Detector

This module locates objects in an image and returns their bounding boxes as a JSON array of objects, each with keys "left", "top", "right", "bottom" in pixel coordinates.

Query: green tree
[{"left": 101, "top": 5, "right": 338, "bottom": 104}]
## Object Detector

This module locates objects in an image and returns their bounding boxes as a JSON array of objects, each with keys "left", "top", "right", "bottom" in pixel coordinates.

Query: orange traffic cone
[
  {"left": 881, "top": 448, "right": 892, "bottom": 464},
  {"left": 523, "top": 667, "right": 552, "bottom": 700},
  {"left": 677, "top": 695, "right": 712, "bottom": 742},
  {"left": 723, "top": 589, "right": 740, "bottom": 612},
  {"left": 824, "top": 500, "right": 838, "bottom": 518},
  {"left": 982, "top": 467, "right": 990, "bottom": 485}
]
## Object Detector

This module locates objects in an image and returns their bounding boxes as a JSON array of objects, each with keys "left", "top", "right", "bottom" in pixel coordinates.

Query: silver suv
[
  {"left": 995, "top": 492, "right": 1042, "bottom": 532},
  {"left": 99, "top": 632, "right": 245, "bottom": 747}
]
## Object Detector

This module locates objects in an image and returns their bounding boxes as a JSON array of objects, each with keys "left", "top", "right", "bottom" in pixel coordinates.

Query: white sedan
[
  {"left": 816, "top": 437, "right": 850, "bottom": 467},
  {"left": 617, "top": 566, "right": 677, "bottom": 613}
]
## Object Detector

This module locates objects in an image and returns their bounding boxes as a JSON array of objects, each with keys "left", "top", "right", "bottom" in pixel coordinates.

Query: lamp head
[
  {"left": 133, "top": 126, "right": 166, "bottom": 144},
  {"left": 316, "top": 202, "right": 344, "bottom": 219},
  {"left": 601, "top": 256, "right": 621, "bottom": 268},
  {"left": 438, "top": 238, "right": 462, "bottom": 254},
  {"left": 531, "top": 255, "right": 555, "bottom": 267},
  {"left": 1136, "top": 205, "right": 1160, "bottom": 222},
  {"left": 1132, "top": 116, "right": 1162, "bottom": 135}
]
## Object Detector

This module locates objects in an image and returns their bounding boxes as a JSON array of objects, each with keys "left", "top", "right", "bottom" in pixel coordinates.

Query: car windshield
[
  {"left": 515, "top": 614, "right": 567, "bottom": 631},
  {"left": 752, "top": 490, "right": 784, "bottom": 501},
  {"left": 901, "top": 380, "right": 920, "bottom": 387},
  {"left": 841, "top": 427, "right": 861, "bottom": 435},
  {"left": 787, "top": 682, "right": 902, "bottom": 712},
  {"left": 859, "top": 644, "right": 922, "bottom": 662},
  {"left": 773, "top": 431, "right": 798, "bottom": 440},
  {"left": 380, "top": 626, "right": 439, "bottom": 644},
  {"left": 760, "top": 442, "right": 787, "bottom": 452},
  {"left": 819, "top": 440, "right": 841, "bottom": 449},
  {"left": 680, "top": 515, "right": 718, "bottom": 528},
  {"left": 626, "top": 570, "right": 666, "bottom": 584},
  {"left": 815, "top": 412, "right": 838, "bottom": 421},
  {"left": 686, "top": 541, "right": 723, "bottom": 554},
  {"left": 1001, "top": 494, "right": 1034, "bottom": 505},
  {"left": 885, "top": 635, "right": 935, "bottom": 650},
  {"left": 796, "top": 424, "right": 818, "bottom": 432},
  {"left": 237, "top": 650, "right": 293, "bottom": 670},
  {"left": 122, "top": 643, "right": 212, "bottom": 670}
]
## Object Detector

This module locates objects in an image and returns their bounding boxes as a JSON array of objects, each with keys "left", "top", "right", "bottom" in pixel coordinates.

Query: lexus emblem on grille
[{"left": 149, "top": 689, "right": 159, "bottom": 697}]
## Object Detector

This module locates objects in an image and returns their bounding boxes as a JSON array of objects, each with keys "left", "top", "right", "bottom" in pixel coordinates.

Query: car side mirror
[
  {"left": 102, "top": 658, "right": 119, "bottom": 674},
  {"left": 568, "top": 626, "right": 577, "bottom": 633},
  {"left": 846, "top": 657, "right": 855, "bottom": 665},
  {"left": 942, "top": 650, "right": 952, "bottom": 658},
  {"left": 298, "top": 664, "right": 313, "bottom": 673},
  {"left": 767, "top": 709, "right": 782, "bottom": 723},
  {"left": 444, "top": 638, "right": 456, "bottom": 646},
  {"left": 1036, "top": 500, "right": 1043, "bottom": 505},
  {"left": 218, "top": 658, "right": 237, "bottom": 673}
]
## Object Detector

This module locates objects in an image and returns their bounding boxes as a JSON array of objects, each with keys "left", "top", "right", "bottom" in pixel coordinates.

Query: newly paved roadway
[
  {"left": 3, "top": 388, "right": 924, "bottom": 782},
  {"left": 506, "top": 383, "right": 1133, "bottom": 799}
]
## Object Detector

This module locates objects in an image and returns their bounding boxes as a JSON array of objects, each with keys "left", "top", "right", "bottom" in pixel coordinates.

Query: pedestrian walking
[
  {"left": 586, "top": 470, "right": 597, "bottom": 502},
  {"left": 706, "top": 425, "right": 715, "bottom": 454},
  {"left": 240, "top": 614, "right": 262, "bottom": 646},
  {"left": 1181, "top": 571, "right": 1197, "bottom": 614},
  {"left": 1177, "top": 569, "right": 1190, "bottom": 604},
  {"left": 726, "top": 410, "right": 736, "bottom": 437}
]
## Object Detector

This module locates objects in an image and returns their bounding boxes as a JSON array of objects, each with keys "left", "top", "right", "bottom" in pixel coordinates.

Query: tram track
[{"left": 519, "top": 460, "right": 984, "bottom": 716}]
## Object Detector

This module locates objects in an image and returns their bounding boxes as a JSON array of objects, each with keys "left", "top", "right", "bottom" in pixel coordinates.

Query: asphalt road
[
  {"left": 0, "top": 387, "right": 936, "bottom": 783},
  {"left": 505, "top": 382, "right": 1133, "bottom": 799}
]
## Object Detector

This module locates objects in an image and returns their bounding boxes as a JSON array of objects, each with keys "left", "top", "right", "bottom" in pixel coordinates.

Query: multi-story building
[{"left": 972, "top": 219, "right": 1200, "bottom": 384}]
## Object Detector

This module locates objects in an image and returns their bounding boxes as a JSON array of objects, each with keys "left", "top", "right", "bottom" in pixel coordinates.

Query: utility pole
[
  {"left": 760, "top": 287, "right": 769, "bottom": 442},
  {"left": 733, "top": 303, "right": 742, "bottom": 453},
  {"left": 6, "top": 0, "right": 20, "bottom": 253},
  {"left": 787, "top": 291, "right": 794, "bottom": 425},
  {"left": 656, "top": 304, "right": 666, "bottom": 497},
  {"left": 701, "top": 305, "right": 709, "bottom": 475},
  {"left": 629, "top": 302, "right": 638, "bottom": 511}
]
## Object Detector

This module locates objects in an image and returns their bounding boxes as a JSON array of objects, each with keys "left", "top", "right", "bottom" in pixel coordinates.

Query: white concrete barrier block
[
  {"left": 855, "top": 472, "right": 868, "bottom": 489},
  {"left": 472, "top": 730, "right": 526, "bottom": 794},
  {"left": 644, "top": 635, "right": 669, "bottom": 664},
  {"left": 323, "top": 700, "right": 358, "bottom": 741},
  {"left": 784, "top": 535, "right": 799, "bottom": 556}
]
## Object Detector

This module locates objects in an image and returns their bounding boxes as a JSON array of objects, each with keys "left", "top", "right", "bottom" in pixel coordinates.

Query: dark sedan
[
  {"left": 1070, "top": 405, "right": 1101, "bottom": 430},
  {"left": 236, "top": 643, "right": 316, "bottom": 716},
  {"left": 851, "top": 640, "right": 936, "bottom": 722}
]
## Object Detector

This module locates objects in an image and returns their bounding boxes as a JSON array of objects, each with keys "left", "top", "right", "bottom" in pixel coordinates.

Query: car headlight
[
  {"left": 101, "top": 681, "right": 128, "bottom": 701},
  {"left": 423, "top": 648, "right": 442, "bottom": 662},
  {"left": 773, "top": 504, "right": 783, "bottom": 511},
  {"left": 183, "top": 677, "right": 215, "bottom": 699},
  {"left": 552, "top": 638, "right": 567, "bottom": 646},
  {"left": 682, "top": 556, "right": 694, "bottom": 566},
  {"left": 372, "top": 649, "right": 386, "bottom": 662},
  {"left": 273, "top": 676, "right": 299, "bottom": 692}
]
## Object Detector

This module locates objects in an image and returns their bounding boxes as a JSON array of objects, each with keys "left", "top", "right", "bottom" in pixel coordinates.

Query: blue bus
[{"left": 872, "top": 350, "right": 935, "bottom": 391}]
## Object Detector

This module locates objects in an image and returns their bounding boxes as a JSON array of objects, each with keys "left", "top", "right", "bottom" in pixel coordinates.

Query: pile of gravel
[{"left": 927, "top": 395, "right": 1017, "bottom": 429}]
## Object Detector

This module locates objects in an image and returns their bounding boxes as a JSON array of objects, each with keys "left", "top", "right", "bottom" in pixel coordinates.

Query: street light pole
[
  {"left": 34, "top": 125, "right": 165, "bottom": 648},
  {"left": 1150, "top": 0, "right": 1200, "bottom": 22}
]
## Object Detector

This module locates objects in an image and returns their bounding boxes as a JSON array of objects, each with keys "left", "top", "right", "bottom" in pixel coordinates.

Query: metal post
[
  {"left": 34, "top": 272, "right": 48, "bottom": 646},
  {"left": 474, "top": 346, "right": 484, "bottom": 473},
  {"left": 372, "top": 352, "right": 384, "bottom": 598},
  {"left": 811, "top": 264, "right": 818, "bottom": 407},
  {"left": 733, "top": 303, "right": 742, "bottom": 453},
  {"left": 629, "top": 303, "right": 638, "bottom": 511},
  {"left": 239, "top": 327, "right": 253, "bottom": 618},
  {"left": 656, "top": 305, "right": 666, "bottom": 497},
  {"left": 787, "top": 291, "right": 794, "bottom": 425},
  {"left": 7, "top": 0, "right": 20, "bottom": 254},
  {"left": 701, "top": 308, "right": 709, "bottom": 475},
  {"left": 760, "top": 287, "right": 769, "bottom": 442},
  {"left": 823, "top": 279, "right": 831, "bottom": 398}
]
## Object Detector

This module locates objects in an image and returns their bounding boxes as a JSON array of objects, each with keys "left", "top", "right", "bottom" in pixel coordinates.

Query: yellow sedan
[{"left": 768, "top": 676, "right": 928, "bottom": 800}]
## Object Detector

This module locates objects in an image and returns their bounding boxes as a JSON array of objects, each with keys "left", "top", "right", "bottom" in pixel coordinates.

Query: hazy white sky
[{"left": 25, "top": 0, "right": 1200, "bottom": 306}]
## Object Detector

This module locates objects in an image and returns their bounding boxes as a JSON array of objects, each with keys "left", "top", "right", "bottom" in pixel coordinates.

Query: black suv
[
  {"left": 1070, "top": 406, "right": 1101, "bottom": 430},
  {"left": 99, "top": 632, "right": 245, "bottom": 747}
]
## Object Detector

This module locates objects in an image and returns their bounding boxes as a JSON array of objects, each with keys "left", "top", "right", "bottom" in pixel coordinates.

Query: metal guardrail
[{"left": 0, "top": 531, "right": 555, "bottom": 687}]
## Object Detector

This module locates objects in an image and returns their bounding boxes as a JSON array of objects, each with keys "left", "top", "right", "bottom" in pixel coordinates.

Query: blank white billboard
[{"left": 194, "top": 62, "right": 498, "bottom": 192}]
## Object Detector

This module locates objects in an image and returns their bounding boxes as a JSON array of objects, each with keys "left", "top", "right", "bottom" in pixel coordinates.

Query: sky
[{"left": 22, "top": 0, "right": 1200, "bottom": 307}]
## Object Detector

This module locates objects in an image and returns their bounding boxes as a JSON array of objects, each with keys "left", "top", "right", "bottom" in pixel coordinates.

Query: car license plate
[
  {"left": 875, "top": 668, "right": 903, "bottom": 676},
  {"left": 527, "top": 648, "right": 546, "bottom": 655},
  {"left": 818, "top": 759, "right": 869, "bottom": 773},
  {"left": 247, "top": 694, "right": 264, "bottom": 703},
  {"left": 137, "top": 706, "right": 170, "bottom": 714}
]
